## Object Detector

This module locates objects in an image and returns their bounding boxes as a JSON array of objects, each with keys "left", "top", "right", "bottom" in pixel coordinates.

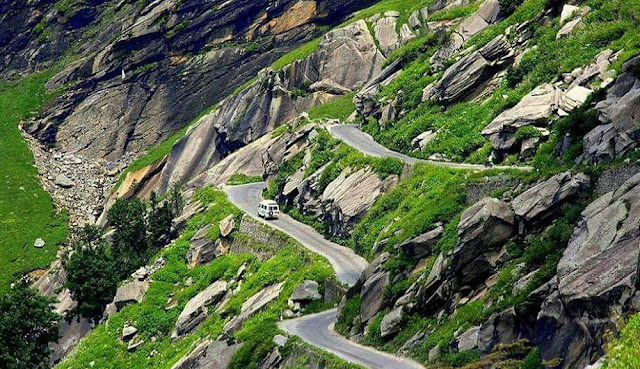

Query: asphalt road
[
  {"left": 328, "top": 124, "right": 533, "bottom": 171},
  {"left": 224, "top": 182, "right": 368, "bottom": 286},
  {"left": 278, "top": 309, "right": 425, "bottom": 369}
]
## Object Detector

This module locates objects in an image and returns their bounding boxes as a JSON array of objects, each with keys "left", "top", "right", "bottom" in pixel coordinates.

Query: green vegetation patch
[
  {"left": 0, "top": 72, "right": 69, "bottom": 292},
  {"left": 308, "top": 93, "right": 356, "bottom": 122}
]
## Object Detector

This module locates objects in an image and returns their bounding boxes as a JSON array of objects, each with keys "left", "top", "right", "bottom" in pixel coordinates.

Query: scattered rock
[
  {"left": 380, "top": 306, "right": 404, "bottom": 338},
  {"left": 34, "top": 238, "right": 46, "bottom": 248},
  {"left": 360, "top": 271, "right": 390, "bottom": 322},
  {"left": 170, "top": 340, "right": 243, "bottom": 369},
  {"left": 273, "top": 334, "right": 288, "bottom": 347},
  {"left": 396, "top": 224, "right": 444, "bottom": 259},
  {"left": 290, "top": 280, "right": 322, "bottom": 302},
  {"left": 122, "top": 325, "right": 138, "bottom": 342},
  {"left": 173, "top": 280, "right": 228, "bottom": 339},
  {"left": 223, "top": 282, "right": 284, "bottom": 335},
  {"left": 456, "top": 326, "right": 480, "bottom": 352},
  {"left": 113, "top": 280, "right": 150, "bottom": 310},
  {"left": 219, "top": 215, "right": 235, "bottom": 237}
]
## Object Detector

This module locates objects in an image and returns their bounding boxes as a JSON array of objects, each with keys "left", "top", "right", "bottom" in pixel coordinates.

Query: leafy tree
[
  {"left": 108, "top": 197, "right": 149, "bottom": 279},
  {"left": 0, "top": 281, "right": 60, "bottom": 369},
  {"left": 149, "top": 192, "right": 174, "bottom": 247},
  {"left": 64, "top": 225, "right": 118, "bottom": 320}
]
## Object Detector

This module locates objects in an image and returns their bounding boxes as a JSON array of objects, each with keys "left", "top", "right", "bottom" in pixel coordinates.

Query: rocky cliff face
[{"left": 18, "top": 0, "right": 372, "bottom": 161}]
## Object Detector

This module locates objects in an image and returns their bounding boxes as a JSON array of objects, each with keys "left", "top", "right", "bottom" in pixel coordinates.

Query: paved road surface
[
  {"left": 278, "top": 309, "right": 425, "bottom": 369},
  {"left": 225, "top": 182, "right": 367, "bottom": 286},
  {"left": 328, "top": 124, "right": 533, "bottom": 171}
]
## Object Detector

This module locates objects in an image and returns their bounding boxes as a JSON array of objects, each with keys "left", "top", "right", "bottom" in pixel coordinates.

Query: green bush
[
  {"left": 64, "top": 225, "right": 119, "bottom": 320},
  {"left": 499, "top": 0, "right": 525, "bottom": 16},
  {"left": 109, "top": 198, "right": 150, "bottom": 279},
  {"left": 0, "top": 281, "right": 60, "bottom": 369}
]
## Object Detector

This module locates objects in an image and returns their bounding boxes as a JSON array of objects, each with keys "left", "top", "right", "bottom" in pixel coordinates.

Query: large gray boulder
[
  {"left": 427, "top": 34, "right": 512, "bottom": 103},
  {"left": 511, "top": 171, "right": 589, "bottom": 224},
  {"left": 223, "top": 282, "right": 284, "bottom": 335},
  {"left": 170, "top": 340, "right": 243, "bottom": 369},
  {"left": 380, "top": 306, "right": 404, "bottom": 338},
  {"left": 360, "top": 271, "right": 390, "bottom": 323},
  {"left": 185, "top": 225, "right": 225, "bottom": 269},
  {"left": 373, "top": 14, "right": 400, "bottom": 56},
  {"left": 453, "top": 197, "right": 515, "bottom": 286},
  {"left": 396, "top": 225, "right": 444, "bottom": 259},
  {"left": 173, "top": 280, "right": 228, "bottom": 339},
  {"left": 113, "top": 280, "right": 150, "bottom": 310},
  {"left": 320, "top": 167, "right": 398, "bottom": 237},
  {"left": 290, "top": 280, "right": 322, "bottom": 302}
]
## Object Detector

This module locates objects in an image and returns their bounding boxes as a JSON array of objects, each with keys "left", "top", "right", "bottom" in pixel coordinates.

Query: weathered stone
[
  {"left": 478, "top": 308, "right": 518, "bottom": 353},
  {"left": 34, "top": 238, "right": 46, "bottom": 248},
  {"left": 290, "top": 280, "right": 322, "bottom": 302},
  {"left": 173, "top": 280, "right": 228, "bottom": 339},
  {"left": 55, "top": 174, "right": 75, "bottom": 188},
  {"left": 360, "top": 271, "right": 390, "bottom": 322},
  {"left": 122, "top": 325, "right": 138, "bottom": 342},
  {"left": 511, "top": 171, "right": 590, "bottom": 223},
  {"left": 219, "top": 214, "right": 235, "bottom": 237},
  {"left": 224, "top": 282, "right": 284, "bottom": 335},
  {"left": 113, "top": 280, "right": 150, "bottom": 310},
  {"left": 374, "top": 16, "right": 400, "bottom": 56},
  {"left": 396, "top": 225, "right": 444, "bottom": 259},
  {"left": 457, "top": 326, "right": 480, "bottom": 352},
  {"left": 127, "top": 339, "right": 144, "bottom": 352},
  {"left": 273, "top": 334, "right": 288, "bottom": 347},
  {"left": 170, "top": 340, "right": 243, "bottom": 369},
  {"left": 560, "top": 4, "right": 580, "bottom": 23},
  {"left": 185, "top": 225, "right": 225, "bottom": 269},
  {"left": 380, "top": 306, "right": 404, "bottom": 338},
  {"left": 411, "top": 130, "right": 436, "bottom": 150},
  {"left": 429, "top": 344, "right": 441, "bottom": 361}
]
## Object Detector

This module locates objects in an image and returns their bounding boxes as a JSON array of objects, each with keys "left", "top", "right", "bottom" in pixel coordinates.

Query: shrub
[
  {"left": 0, "top": 281, "right": 60, "bottom": 369},
  {"left": 64, "top": 225, "right": 119, "bottom": 320},
  {"left": 109, "top": 197, "right": 150, "bottom": 279},
  {"left": 499, "top": 0, "right": 525, "bottom": 16}
]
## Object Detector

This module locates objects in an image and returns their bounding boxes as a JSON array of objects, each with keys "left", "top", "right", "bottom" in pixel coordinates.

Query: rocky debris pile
[
  {"left": 23, "top": 129, "right": 134, "bottom": 225},
  {"left": 580, "top": 56, "right": 640, "bottom": 164},
  {"left": 483, "top": 49, "right": 619, "bottom": 159}
]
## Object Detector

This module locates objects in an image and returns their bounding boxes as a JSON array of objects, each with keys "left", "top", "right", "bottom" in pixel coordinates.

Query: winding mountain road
[
  {"left": 224, "top": 183, "right": 424, "bottom": 369},
  {"left": 225, "top": 183, "right": 367, "bottom": 286},
  {"left": 328, "top": 124, "right": 533, "bottom": 171}
]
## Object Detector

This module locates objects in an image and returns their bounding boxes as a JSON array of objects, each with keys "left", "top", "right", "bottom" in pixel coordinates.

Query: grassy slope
[
  {"left": 57, "top": 188, "right": 341, "bottom": 369},
  {"left": 0, "top": 73, "right": 68, "bottom": 292}
]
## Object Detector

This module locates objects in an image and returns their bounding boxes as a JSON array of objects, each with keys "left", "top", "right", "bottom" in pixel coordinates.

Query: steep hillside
[{"left": 3, "top": 0, "right": 640, "bottom": 368}]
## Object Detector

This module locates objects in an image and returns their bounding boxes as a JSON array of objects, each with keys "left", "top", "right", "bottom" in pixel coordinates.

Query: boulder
[
  {"left": 173, "top": 280, "right": 228, "bottom": 339},
  {"left": 478, "top": 308, "right": 518, "bottom": 353},
  {"left": 456, "top": 326, "right": 480, "bottom": 352},
  {"left": 290, "top": 280, "right": 322, "bottom": 302},
  {"left": 170, "top": 340, "right": 243, "bottom": 369},
  {"left": 321, "top": 167, "right": 398, "bottom": 237},
  {"left": 511, "top": 171, "right": 589, "bottom": 223},
  {"left": 374, "top": 15, "right": 400, "bottom": 56},
  {"left": 223, "top": 282, "right": 284, "bottom": 335},
  {"left": 113, "top": 280, "right": 150, "bottom": 310},
  {"left": 55, "top": 174, "right": 75, "bottom": 188},
  {"left": 453, "top": 198, "right": 515, "bottom": 286},
  {"left": 560, "top": 5, "right": 580, "bottom": 23},
  {"left": 122, "top": 325, "right": 138, "bottom": 342},
  {"left": 34, "top": 238, "right": 46, "bottom": 248},
  {"left": 185, "top": 225, "right": 225, "bottom": 269},
  {"left": 219, "top": 215, "right": 235, "bottom": 237},
  {"left": 380, "top": 306, "right": 404, "bottom": 338},
  {"left": 412, "top": 130, "right": 436, "bottom": 150},
  {"left": 360, "top": 271, "right": 390, "bottom": 322},
  {"left": 273, "top": 334, "right": 288, "bottom": 347},
  {"left": 396, "top": 225, "right": 444, "bottom": 258}
]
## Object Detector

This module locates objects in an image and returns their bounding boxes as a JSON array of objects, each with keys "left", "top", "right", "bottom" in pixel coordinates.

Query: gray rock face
[
  {"left": 173, "top": 280, "right": 228, "bottom": 339},
  {"left": 396, "top": 225, "right": 444, "bottom": 259},
  {"left": 427, "top": 35, "right": 513, "bottom": 103},
  {"left": 453, "top": 197, "right": 515, "bottom": 286},
  {"left": 290, "top": 280, "right": 322, "bottom": 302},
  {"left": 156, "top": 20, "right": 384, "bottom": 193},
  {"left": 170, "top": 340, "right": 243, "bottom": 369},
  {"left": 113, "top": 280, "right": 150, "bottom": 310},
  {"left": 511, "top": 171, "right": 589, "bottom": 224},
  {"left": 219, "top": 215, "right": 235, "bottom": 237},
  {"left": 537, "top": 173, "right": 640, "bottom": 368},
  {"left": 373, "top": 15, "right": 400, "bottom": 56},
  {"left": 380, "top": 306, "right": 404, "bottom": 338},
  {"left": 26, "top": 0, "right": 374, "bottom": 162},
  {"left": 320, "top": 167, "right": 398, "bottom": 237},
  {"left": 456, "top": 326, "right": 480, "bottom": 352},
  {"left": 185, "top": 225, "right": 224, "bottom": 269},
  {"left": 360, "top": 271, "right": 390, "bottom": 323},
  {"left": 582, "top": 57, "right": 640, "bottom": 164},
  {"left": 223, "top": 282, "right": 284, "bottom": 335},
  {"left": 478, "top": 308, "right": 518, "bottom": 353}
]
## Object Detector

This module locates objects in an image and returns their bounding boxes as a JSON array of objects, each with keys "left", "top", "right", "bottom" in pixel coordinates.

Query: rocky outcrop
[
  {"left": 453, "top": 197, "right": 515, "bottom": 286},
  {"left": 112, "top": 280, "right": 150, "bottom": 310},
  {"left": 426, "top": 34, "right": 514, "bottom": 103},
  {"left": 511, "top": 171, "right": 589, "bottom": 225},
  {"left": 25, "top": 0, "right": 374, "bottom": 163},
  {"left": 536, "top": 173, "right": 640, "bottom": 368},
  {"left": 171, "top": 339, "right": 243, "bottom": 369},
  {"left": 290, "top": 280, "right": 322, "bottom": 302},
  {"left": 581, "top": 56, "right": 640, "bottom": 164},
  {"left": 396, "top": 225, "right": 444, "bottom": 259},
  {"left": 185, "top": 225, "right": 224, "bottom": 269},
  {"left": 320, "top": 167, "right": 398, "bottom": 237},
  {"left": 223, "top": 282, "right": 284, "bottom": 335},
  {"left": 173, "top": 280, "right": 228, "bottom": 339},
  {"left": 156, "top": 20, "right": 384, "bottom": 193}
]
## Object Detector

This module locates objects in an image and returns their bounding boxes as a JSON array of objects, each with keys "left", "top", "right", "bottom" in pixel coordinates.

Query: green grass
[
  {"left": 226, "top": 174, "right": 263, "bottom": 186},
  {"left": 0, "top": 72, "right": 69, "bottom": 292},
  {"left": 308, "top": 93, "right": 356, "bottom": 122},
  {"left": 604, "top": 313, "right": 640, "bottom": 369}
]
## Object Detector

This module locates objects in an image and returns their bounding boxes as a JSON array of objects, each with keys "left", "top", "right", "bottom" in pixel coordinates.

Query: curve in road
[
  {"left": 328, "top": 124, "right": 533, "bottom": 171},
  {"left": 278, "top": 309, "right": 425, "bottom": 369},
  {"left": 224, "top": 182, "right": 368, "bottom": 287}
]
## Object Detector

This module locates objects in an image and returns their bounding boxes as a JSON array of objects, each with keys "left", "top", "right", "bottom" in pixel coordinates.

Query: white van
[{"left": 258, "top": 200, "right": 280, "bottom": 220}]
